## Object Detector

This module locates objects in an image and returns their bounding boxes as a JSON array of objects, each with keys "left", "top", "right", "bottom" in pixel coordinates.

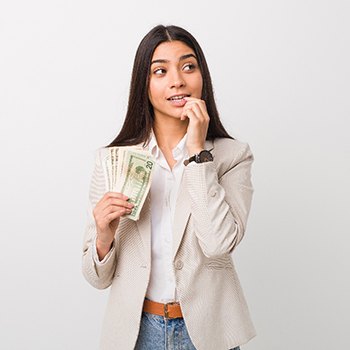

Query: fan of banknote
[{"left": 103, "top": 146, "right": 155, "bottom": 221}]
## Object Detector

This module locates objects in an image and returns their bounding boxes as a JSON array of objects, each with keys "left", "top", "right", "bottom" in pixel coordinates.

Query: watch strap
[
  {"left": 183, "top": 155, "right": 196, "bottom": 166},
  {"left": 184, "top": 148, "right": 213, "bottom": 166}
]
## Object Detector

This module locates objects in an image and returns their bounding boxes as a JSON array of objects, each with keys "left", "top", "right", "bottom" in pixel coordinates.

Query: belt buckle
[
  {"left": 164, "top": 303, "right": 169, "bottom": 318},
  {"left": 163, "top": 302, "right": 176, "bottom": 319}
]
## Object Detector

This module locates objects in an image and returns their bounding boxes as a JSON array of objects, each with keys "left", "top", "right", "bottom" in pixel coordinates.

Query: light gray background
[{"left": 1, "top": 1, "right": 349, "bottom": 349}]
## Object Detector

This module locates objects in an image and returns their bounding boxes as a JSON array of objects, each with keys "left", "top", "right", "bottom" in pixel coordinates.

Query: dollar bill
[
  {"left": 104, "top": 146, "right": 155, "bottom": 221},
  {"left": 111, "top": 147, "right": 118, "bottom": 191},
  {"left": 118, "top": 150, "right": 155, "bottom": 220},
  {"left": 101, "top": 149, "right": 112, "bottom": 191}
]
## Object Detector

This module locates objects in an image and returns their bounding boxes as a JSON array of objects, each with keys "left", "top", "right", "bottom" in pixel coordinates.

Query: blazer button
[{"left": 175, "top": 260, "right": 184, "bottom": 270}]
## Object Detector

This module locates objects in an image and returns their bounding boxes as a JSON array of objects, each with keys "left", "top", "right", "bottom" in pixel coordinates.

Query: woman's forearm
[{"left": 96, "top": 238, "right": 114, "bottom": 261}]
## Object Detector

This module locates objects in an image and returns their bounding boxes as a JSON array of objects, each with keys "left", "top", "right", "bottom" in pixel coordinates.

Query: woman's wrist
[
  {"left": 187, "top": 145, "right": 205, "bottom": 156},
  {"left": 96, "top": 235, "right": 113, "bottom": 247},
  {"left": 96, "top": 236, "right": 114, "bottom": 261}
]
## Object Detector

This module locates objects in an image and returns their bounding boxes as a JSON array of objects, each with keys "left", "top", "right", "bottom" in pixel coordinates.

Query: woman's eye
[
  {"left": 154, "top": 68, "right": 166, "bottom": 75},
  {"left": 183, "top": 63, "right": 196, "bottom": 71}
]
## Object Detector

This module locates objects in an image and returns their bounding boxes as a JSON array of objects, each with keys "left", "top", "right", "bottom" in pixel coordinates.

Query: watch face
[{"left": 198, "top": 150, "right": 213, "bottom": 162}]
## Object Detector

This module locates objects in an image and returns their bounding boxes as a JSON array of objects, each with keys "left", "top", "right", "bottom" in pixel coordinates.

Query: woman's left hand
[{"left": 180, "top": 97, "right": 210, "bottom": 156}]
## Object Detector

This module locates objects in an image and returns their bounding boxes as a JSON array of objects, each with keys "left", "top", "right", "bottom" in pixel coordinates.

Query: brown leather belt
[{"left": 143, "top": 298, "right": 183, "bottom": 319}]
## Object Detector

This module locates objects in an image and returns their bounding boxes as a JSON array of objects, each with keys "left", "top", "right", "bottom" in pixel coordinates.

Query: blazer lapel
[
  {"left": 135, "top": 192, "right": 151, "bottom": 263},
  {"left": 133, "top": 141, "right": 152, "bottom": 263},
  {"left": 172, "top": 139, "right": 214, "bottom": 260},
  {"left": 171, "top": 178, "right": 191, "bottom": 260}
]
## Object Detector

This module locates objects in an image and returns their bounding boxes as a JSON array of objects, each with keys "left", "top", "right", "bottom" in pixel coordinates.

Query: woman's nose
[
  {"left": 171, "top": 79, "right": 184, "bottom": 88},
  {"left": 169, "top": 70, "right": 185, "bottom": 88}
]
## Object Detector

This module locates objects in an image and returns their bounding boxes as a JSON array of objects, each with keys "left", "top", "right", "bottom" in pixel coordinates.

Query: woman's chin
[{"left": 154, "top": 110, "right": 187, "bottom": 121}]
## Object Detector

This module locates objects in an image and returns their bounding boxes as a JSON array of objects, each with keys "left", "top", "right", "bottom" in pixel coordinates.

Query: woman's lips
[
  {"left": 167, "top": 94, "right": 190, "bottom": 107},
  {"left": 168, "top": 98, "right": 187, "bottom": 107}
]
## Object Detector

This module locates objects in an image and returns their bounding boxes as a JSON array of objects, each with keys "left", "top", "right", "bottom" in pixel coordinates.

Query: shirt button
[
  {"left": 175, "top": 260, "right": 184, "bottom": 270},
  {"left": 210, "top": 189, "right": 217, "bottom": 197}
]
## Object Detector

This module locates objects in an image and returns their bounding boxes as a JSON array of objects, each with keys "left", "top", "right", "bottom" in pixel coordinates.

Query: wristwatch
[{"left": 184, "top": 148, "right": 214, "bottom": 166}]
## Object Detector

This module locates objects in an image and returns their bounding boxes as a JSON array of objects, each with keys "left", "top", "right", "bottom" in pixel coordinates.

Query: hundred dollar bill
[{"left": 117, "top": 149, "right": 155, "bottom": 221}]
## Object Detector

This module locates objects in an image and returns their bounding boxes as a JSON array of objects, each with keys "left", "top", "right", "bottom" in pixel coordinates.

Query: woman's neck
[{"left": 153, "top": 116, "right": 188, "bottom": 151}]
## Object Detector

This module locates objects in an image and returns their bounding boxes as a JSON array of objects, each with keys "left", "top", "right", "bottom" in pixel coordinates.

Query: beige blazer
[{"left": 82, "top": 137, "right": 256, "bottom": 350}]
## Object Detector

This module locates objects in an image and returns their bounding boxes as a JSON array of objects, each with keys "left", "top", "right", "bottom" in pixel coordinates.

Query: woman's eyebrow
[
  {"left": 179, "top": 53, "right": 197, "bottom": 61},
  {"left": 150, "top": 53, "right": 197, "bottom": 66}
]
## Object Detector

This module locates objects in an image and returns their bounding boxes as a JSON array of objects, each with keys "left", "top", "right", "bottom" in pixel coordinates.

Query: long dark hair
[{"left": 107, "top": 24, "right": 233, "bottom": 147}]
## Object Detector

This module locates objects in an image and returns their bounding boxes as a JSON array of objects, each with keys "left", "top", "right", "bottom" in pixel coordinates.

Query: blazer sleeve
[
  {"left": 184, "top": 141, "right": 254, "bottom": 258},
  {"left": 81, "top": 148, "right": 118, "bottom": 290}
]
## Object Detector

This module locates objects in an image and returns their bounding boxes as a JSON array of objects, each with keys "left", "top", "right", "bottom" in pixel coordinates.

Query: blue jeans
[{"left": 134, "top": 311, "right": 241, "bottom": 350}]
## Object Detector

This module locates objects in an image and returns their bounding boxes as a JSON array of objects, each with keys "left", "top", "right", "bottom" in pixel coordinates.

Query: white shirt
[
  {"left": 145, "top": 131, "right": 188, "bottom": 303},
  {"left": 93, "top": 131, "right": 188, "bottom": 303}
]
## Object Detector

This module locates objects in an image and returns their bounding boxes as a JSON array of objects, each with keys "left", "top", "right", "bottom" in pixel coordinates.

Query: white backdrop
[{"left": 1, "top": 1, "right": 349, "bottom": 349}]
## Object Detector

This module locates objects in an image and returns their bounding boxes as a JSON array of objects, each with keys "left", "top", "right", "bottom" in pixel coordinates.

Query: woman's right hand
[{"left": 93, "top": 192, "right": 134, "bottom": 258}]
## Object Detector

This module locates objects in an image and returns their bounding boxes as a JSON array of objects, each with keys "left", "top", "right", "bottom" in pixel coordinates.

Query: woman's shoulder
[
  {"left": 211, "top": 137, "right": 254, "bottom": 177},
  {"left": 213, "top": 137, "right": 253, "bottom": 158},
  {"left": 90, "top": 146, "right": 110, "bottom": 167}
]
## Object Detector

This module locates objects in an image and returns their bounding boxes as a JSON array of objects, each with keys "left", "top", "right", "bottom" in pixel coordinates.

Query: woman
[{"left": 82, "top": 24, "right": 256, "bottom": 350}]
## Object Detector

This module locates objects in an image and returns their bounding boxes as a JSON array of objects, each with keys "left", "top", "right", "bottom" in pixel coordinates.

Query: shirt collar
[
  {"left": 147, "top": 129, "right": 188, "bottom": 159},
  {"left": 147, "top": 130, "right": 160, "bottom": 158}
]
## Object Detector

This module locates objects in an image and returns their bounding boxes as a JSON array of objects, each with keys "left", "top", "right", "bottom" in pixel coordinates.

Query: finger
[
  {"left": 100, "top": 197, "right": 134, "bottom": 212},
  {"left": 103, "top": 203, "right": 132, "bottom": 215},
  {"left": 101, "top": 207, "right": 132, "bottom": 225},
  {"left": 182, "top": 100, "right": 197, "bottom": 109},
  {"left": 181, "top": 103, "right": 198, "bottom": 120},
  {"left": 96, "top": 192, "right": 128, "bottom": 208},
  {"left": 105, "top": 192, "right": 129, "bottom": 200},
  {"left": 182, "top": 109, "right": 199, "bottom": 123},
  {"left": 184, "top": 98, "right": 208, "bottom": 119},
  {"left": 106, "top": 207, "right": 131, "bottom": 220},
  {"left": 94, "top": 199, "right": 132, "bottom": 221},
  {"left": 183, "top": 96, "right": 201, "bottom": 103},
  {"left": 186, "top": 103, "right": 205, "bottom": 121},
  {"left": 195, "top": 101, "right": 209, "bottom": 120},
  {"left": 182, "top": 101, "right": 204, "bottom": 120}
]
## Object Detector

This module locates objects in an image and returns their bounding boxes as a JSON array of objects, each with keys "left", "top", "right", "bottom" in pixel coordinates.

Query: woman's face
[{"left": 148, "top": 40, "right": 203, "bottom": 121}]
